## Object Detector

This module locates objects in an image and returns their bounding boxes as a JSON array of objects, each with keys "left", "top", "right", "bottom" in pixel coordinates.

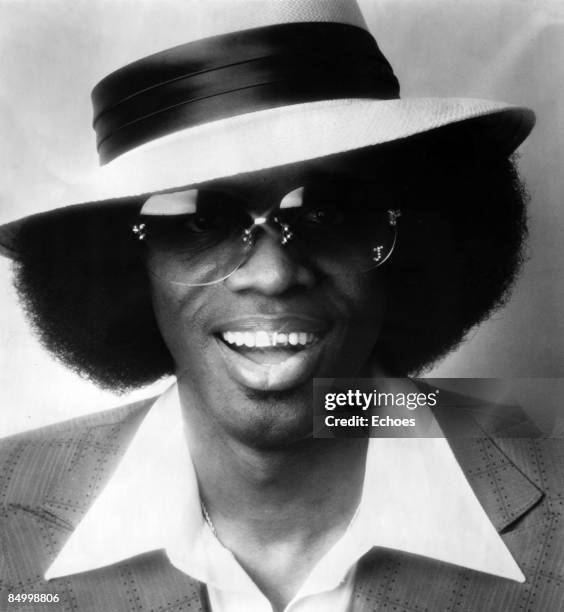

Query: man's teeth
[{"left": 221, "top": 331, "right": 317, "bottom": 349}]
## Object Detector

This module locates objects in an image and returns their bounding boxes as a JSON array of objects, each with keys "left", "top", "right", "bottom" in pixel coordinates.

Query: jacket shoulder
[{"left": 0, "top": 397, "right": 155, "bottom": 509}]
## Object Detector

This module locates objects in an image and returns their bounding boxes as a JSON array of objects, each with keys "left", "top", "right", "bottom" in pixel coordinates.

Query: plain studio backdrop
[{"left": 0, "top": 0, "right": 562, "bottom": 437}]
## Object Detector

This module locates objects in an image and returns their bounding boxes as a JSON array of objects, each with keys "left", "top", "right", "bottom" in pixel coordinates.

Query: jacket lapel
[{"left": 439, "top": 402, "right": 544, "bottom": 532}]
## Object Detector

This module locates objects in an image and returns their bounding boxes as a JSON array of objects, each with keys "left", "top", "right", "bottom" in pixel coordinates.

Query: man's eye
[
  {"left": 185, "top": 211, "right": 229, "bottom": 233},
  {"left": 301, "top": 207, "right": 344, "bottom": 227}
]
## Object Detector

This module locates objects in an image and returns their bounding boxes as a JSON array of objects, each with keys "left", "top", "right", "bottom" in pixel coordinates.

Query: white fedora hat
[{"left": 0, "top": 0, "right": 534, "bottom": 257}]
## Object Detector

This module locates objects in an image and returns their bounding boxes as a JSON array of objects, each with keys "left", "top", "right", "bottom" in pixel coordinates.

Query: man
[{"left": 1, "top": 1, "right": 562, "bottom": 611}]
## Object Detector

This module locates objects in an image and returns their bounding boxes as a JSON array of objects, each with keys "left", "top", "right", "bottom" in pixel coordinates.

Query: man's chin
[{"left": 224, "top": 381, "right": 316, "bottom": 449}]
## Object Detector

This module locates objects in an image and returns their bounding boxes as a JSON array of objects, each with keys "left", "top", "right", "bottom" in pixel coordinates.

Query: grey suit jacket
[{"left": 1, "top": 396, "right": 563, "bottom": 611}]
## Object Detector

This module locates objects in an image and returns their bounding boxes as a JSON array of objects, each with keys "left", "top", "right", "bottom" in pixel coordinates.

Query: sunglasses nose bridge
[{"left": 242, "top": 214, "right": 294, "bottom": 249}]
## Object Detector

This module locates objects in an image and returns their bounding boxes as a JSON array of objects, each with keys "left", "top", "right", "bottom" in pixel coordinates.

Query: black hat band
[{"left": 92, "top": 22, "right": 400, "bottom": 164}]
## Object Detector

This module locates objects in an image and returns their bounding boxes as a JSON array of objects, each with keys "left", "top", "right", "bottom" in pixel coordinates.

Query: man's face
[{"left": 148, "top": 160, "right": 388, "bottom": 447}]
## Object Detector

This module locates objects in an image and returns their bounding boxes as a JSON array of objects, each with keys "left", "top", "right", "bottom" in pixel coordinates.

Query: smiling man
[
  {"left": 1, "top": 1, "right": 563, "bottom": 611},
  {"left": 145, "top": 162, "right": 389, "bottom": 446}
]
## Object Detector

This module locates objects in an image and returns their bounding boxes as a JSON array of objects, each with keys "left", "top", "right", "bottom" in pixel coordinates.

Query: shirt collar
[
  {"left": 45, "top": 384, "right": 199, "bottom": 580},
  {"left": 45, "top": 382, "right": 525, "bottom": 584}
]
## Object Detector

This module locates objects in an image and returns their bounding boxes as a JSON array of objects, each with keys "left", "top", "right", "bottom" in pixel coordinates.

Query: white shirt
[{"left": 45, "top": 383, "right": 525, "bottom": 612}]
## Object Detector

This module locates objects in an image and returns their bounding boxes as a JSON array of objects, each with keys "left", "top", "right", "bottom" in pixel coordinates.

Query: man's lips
[
  {"left": 211, "top": 315, "right": 330, "bottom": 391},
  {"left": 211, "top": 314, "right": 329, "bottom": 335}
]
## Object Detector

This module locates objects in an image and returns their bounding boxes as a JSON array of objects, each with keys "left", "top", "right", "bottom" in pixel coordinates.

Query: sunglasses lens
[
  {"left": 140, "top": 198, "right": 252, "bottom": 285},
  {"left": 281, "top": 182, "right": 398, "bottom": 271},
  {"left": 135, "top": 181, "right": 399, "bottom": 285}
]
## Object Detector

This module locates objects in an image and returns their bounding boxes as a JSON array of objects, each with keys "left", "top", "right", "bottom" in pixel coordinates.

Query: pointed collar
[{"left": 44, "top": 384, "right": 201, "bottom": 580}]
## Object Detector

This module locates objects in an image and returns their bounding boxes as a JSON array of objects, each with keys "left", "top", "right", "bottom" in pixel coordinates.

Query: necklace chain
[{"left": 201, "top": 501, "right": 218, "bottom": 537}]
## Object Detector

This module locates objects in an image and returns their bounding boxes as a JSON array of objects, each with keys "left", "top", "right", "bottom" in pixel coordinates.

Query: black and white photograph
[{"left": 0, "top": 1, "right": 563, "bottom": 610}]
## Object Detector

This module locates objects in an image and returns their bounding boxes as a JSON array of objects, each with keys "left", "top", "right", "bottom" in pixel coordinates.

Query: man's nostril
[{"left": 225, "top": 233, "right": 316, "bottom": 295}]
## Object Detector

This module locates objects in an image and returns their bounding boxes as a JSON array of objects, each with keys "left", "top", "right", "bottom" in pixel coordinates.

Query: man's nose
[{"left": 225, "top": 232, "right": 316, "bottom": 295}]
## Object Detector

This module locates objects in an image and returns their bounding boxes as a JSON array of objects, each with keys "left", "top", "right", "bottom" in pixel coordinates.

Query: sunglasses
[{"left": 132, "top": 179, "right": 401, "bottom": 286}]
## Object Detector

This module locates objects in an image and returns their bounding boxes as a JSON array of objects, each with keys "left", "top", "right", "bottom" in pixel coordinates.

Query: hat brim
[{"left": 0, "top": 96, "right": 534, "bottom": 258}]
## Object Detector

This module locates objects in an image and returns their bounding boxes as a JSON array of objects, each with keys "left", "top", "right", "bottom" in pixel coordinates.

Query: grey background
[{"left": 0, "top": 0, "right": 562, "bottom": 436}]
